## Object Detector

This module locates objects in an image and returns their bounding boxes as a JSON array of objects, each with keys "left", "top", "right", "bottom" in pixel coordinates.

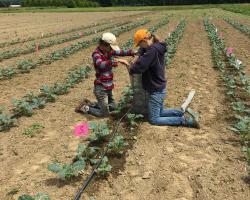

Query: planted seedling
[
  {"left": 22, "top": 123, "right": 44, "bottom": 137},
  {"left": 48, "top": 158, "right": 86, "bottom": 181},
  {"left": 12, "top": 99, "right": 34, "bottom": 117},
  {"left": 0, "top": 112, "right": 16, "bottom": 131},
  {"left": 40, "top": 85, "right": 57, "bottom": 102},
  {"left": 18, "top": 192, "right": 50, "bottom": 200},
  {"left": 126, "top": 113, "right": 144, "bottom": 131},
  {"left": 88, "top": 122, "right": 110, "bottom": 143},
  {"left": 107, "top": 135, "right": 128, "bottom": 154},
  {"left": 76, "top": 144, "right": 99, "bottom": 164},
  {"left": 97, "top": 156, "right": 112, "bottom": 176},
  {"left": 23, "top": 92, "right": 46, "bottom": 109},
  {"left": 230, "top": 115, "right": 250, "bottom": 137}
]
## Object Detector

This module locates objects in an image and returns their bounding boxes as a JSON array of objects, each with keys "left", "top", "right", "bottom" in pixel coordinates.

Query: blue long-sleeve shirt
[{"left": 129, "top": 42, "right": 167, "bottom": 93}]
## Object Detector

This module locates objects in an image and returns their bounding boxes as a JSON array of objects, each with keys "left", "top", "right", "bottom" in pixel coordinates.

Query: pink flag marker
[
  {"left": 35, "top": 43, "right": 39, "bottom": 56},
  {"left": 74, "top": 123, "right": 89, "bottom": 137},
  {"left": 79, "top": 32, "right": 83, "bottom": 37},
  {"left": 219, "top": 32, "right": 224, "bottom": 38},
  {"left": 227, "top": 47, "right": 233, "bottom": 56}
]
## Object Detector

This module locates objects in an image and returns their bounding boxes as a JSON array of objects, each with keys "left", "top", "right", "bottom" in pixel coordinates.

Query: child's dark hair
[{"left": 99, "top": 39, "right": 110, "bottom": 47}]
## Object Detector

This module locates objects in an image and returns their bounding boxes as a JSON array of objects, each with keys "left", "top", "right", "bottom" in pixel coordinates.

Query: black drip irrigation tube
[{"left": 74, "top": 107, "right": 132, "bottom": 200}]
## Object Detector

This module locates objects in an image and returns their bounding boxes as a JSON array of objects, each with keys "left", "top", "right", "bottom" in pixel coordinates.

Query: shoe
[
  {"left": 80, "top": 105, "right": 90, "bottom": 114},
  {"left": 186, "top": 117, "right": 200, "bottom": 129},
  {"left": 75, "top": 98, "right": 91, "bottom": 113},
  {"left": 186, "top": 108, "right": 199, "bottom": 122}
]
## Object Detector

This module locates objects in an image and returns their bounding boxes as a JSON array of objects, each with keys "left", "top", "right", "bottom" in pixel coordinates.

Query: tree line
[{"left": 0, "top": 0, "right": 249, "bottom": 7}]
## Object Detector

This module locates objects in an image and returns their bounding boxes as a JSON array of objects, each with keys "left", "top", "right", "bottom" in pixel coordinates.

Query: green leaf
[
  {"left": 18, "top": 195, "right": 34, "bottom": 200},
  {"left": 34, "top": 193, "right": 51, "bottom": 200},
  {"left": 48, "top": 163, "right": 62, "bottom": 173}
]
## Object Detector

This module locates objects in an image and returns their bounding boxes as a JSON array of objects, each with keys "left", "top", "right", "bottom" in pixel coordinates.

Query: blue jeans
[
  {"left": 88, "top": 85, "right": 116, "bottom": 117},
  {"left": 148, "top": 90, "right": 185, "bottom": 126}
]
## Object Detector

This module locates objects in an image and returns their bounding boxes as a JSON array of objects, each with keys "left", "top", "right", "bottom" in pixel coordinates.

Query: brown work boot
[{"left": 75, "top": 98, "right": 91, "bottom": 113}]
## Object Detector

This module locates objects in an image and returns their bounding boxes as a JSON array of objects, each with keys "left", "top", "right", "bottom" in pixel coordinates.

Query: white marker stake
[{"left": 181, "top": 90, "right": 196, "bottom": 112}]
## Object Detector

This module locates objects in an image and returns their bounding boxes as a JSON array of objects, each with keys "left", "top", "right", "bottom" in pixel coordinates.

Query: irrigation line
[{"left": 74, "top": 107, "right": 132, "bottom": 200}]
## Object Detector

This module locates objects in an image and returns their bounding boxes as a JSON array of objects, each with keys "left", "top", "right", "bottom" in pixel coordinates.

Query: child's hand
[{"left": 116, "top": 58, "right": 130, "bottom": 66}]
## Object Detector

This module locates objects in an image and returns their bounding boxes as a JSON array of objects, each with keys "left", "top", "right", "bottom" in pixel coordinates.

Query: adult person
[{"left": 126, "top": 29, "right": 200, "bottom": 128}]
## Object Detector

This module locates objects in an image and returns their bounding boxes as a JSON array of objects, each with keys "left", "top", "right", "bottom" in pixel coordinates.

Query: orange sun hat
[{"left": 134, "top": 29, "right": 151, "bottom": 47}]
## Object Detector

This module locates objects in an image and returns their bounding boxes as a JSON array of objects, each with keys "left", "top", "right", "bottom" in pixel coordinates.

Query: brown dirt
[
  {"left": 0, "top": 12, "right": 146, "bottom": 43},
  {"left": 0, "top": 18, "right": 131, "bottom": 53},
  {"left": 85, "top": 19, "right": 250, "bottom": 200},
  {"left": 0, "top": 21, "right": 134, "bottom": 68},
  {"left": 213, "top": 19, "right": 250, "bottom": 76},
  {"left": 0, "top": 11, "right": 249, "bottom": 200}
]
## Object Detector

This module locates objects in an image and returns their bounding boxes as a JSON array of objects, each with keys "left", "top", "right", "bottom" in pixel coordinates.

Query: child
[{"left": 75, "top": 32, "right": 135, "bottom": 117}]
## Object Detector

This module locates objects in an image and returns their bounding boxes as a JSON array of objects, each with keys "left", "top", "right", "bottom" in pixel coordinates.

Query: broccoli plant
[
  {"left": 230, "top": 115, "right": 250, "bottom": 138},
  {"left": 22, "top": 123, "right": 44, "bottom": 137},
  {"left": 0, "top": 113, "right": 16, "bottom": 131},
  {"left": 76, "top": 144, "right": 99, "bottom": 165},
  {"left": 97, "top": 156, "right": 112, "bottom": 176},
  {"left": 23, "top": 93, "right": 46, "bottom": 109},
  {"left": 18, "top": 192, "right": 50, "bottom": 200},
  {"left": 12, "top": 99, "right": 34, "bottom": 117},
  {"left": 126, "top": 113, "right": 144, "bottom": 129},
  {"left": 40, "top": 85, "right": 57, "bottom": 102},
  {"left": 107, "top": 135, "right": 128, "bottom": 154},
  {"left": 231, "top": 101, "right": 248, "bottom": 113},
  {"left": 48, "top": 144, "right": 99, "bottom": 180},
  {"left": 88, "top": 122, "right": 110, "bottom": 143},
  {"left": 48, "top": 158, "right": 86, "bottom": 181},
  {"left": 51, "top": 82, "right": 70, "bottom": 95},
  {"left": 0, "top": 67, "right": 16, "bottom": 80},
  {"left": 17, "top": 60, "right": 34, "bottom": 73}
]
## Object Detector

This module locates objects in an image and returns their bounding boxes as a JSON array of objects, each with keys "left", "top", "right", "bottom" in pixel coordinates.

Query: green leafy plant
[
  {"left": 126, "top": 113, "right": 144, "bottom": 128},
  {"left": 76, "top": 144, "right": 99, "bottom": 165},
  {"left": 0, "top": 113, "right": 16, "bottom": 131},
  {"left": 23, "top": 93, "right": 46, "bottom": 109},
  {"left": 97, "top": 156, "right": 112, "bottom": 176},
  {"left": 48, "top": 159, "right": 86, "bottom": 181},
  {"left": 231, "top": 101, "right": 248, "bottom": 113},
  {"left": 0, "top": 67, "right": 16, "bottom": 80},
  {"left": 12, "top": 99, "right": 34, "bottom": 117},
  {"left": 22, "top": 123, "right": 44, "bottom": 137},
  {"left": 224, "top": 17, "right": 250, "bottom": 38},
  {"left": 17, "top": 60, "right": 34, "bottom": 73},
  {"left": 40, "top": 85, "right": 57, "bottom": 102},
  {"left": 165, "top": 19, "right": 186, "bottom": 67},
  {"left": 230, "top": 115, "right": 250, "bottom": 137},
  {"left": 6, "top": 188, "right": 19, "bottom": 196},
  {"left": 107, "top": 135, "right": 128, "bottom": 154},
  {"left": 18, "top": 192, "right": 50, "bottom": 200},
  {"left": 88, "top": 122, "right": 110, "bottom": 142},
  {"left": 0, "top": 20, "right": 150, "bottom": 81}
]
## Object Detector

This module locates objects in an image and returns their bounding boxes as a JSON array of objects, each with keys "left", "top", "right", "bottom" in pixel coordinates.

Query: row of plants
[
  {"left": 223, "top": 17, "right": 250, "bottom": 38},
  {"left": 0, "top": 65, "right": 91, "bottom": 132},
  {"left": 0, "top": 21, "right": 104, "bottom": 49},
  {"left": 0, "top": 12, "right": 147, "bottom": 49},
  {"left": 165, "top": 19, "right": 187, "bottom": 67},
  {"left": 0, "top": 21, "right": 131, "bottom": 61},
  {"left": 204, "top": 17, "right": 250, "bottom": 174},
  {"left": 0, "top": 19, "right": 151, "bottom": 81}
]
